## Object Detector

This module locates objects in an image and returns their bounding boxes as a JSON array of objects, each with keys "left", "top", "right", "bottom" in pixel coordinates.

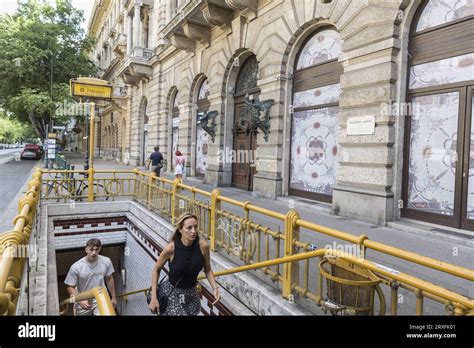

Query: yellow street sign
[
  {"left": 48, "top": 133, "right": 56, "bottom": 138},
  {"left": 70, "top": 78, "right": 112, "bottom": 99}
]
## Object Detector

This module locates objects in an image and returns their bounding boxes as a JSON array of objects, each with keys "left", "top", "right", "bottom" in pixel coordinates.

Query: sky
[{"left": 0, "top": 0, "right": 95, "bottom": 31}]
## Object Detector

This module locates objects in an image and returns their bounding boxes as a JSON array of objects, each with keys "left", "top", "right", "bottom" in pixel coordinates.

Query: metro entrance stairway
[{"left": 0, "top": 167, "right": 473, "bottom": 316}]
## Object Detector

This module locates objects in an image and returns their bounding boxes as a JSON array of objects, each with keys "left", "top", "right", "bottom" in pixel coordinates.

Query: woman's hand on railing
[{"left": 148, "top": 298, "right": 159, "bottom": 314}]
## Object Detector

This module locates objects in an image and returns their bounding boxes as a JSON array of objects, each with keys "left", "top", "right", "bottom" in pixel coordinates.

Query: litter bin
[{"left": 319, "top": 256, "right": 386, "bottom": 315}]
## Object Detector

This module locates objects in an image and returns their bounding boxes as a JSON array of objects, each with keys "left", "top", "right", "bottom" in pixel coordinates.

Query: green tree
[
  {"left": 0, "top": 0, "right": 97, "bottom": 139},
  {"left": 0, "top": 112, "right": 36, "bottom": 143}
]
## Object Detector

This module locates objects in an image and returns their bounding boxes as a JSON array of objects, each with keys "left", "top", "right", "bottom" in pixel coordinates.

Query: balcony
[
  {"left": 116, "top": 46, "right": 153, "bottom": 85},
  {"left": 161, "top": 0, "right": 257, "bottom": 52},
  {"left": 131, "top": 47, "right": 154, "bottom": 60}
]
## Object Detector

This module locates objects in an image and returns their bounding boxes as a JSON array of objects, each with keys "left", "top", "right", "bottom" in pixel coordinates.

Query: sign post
[{"left": 70, "top": 78, "right": 112, "bottom": 202}]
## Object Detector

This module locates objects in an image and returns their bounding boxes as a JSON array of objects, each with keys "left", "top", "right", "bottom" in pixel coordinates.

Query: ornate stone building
[{"left": 88, "top": 0, "right": 474, "bottom": 230}]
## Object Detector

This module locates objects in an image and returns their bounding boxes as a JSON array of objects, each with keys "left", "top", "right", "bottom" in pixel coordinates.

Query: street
[{"left": 0, "top": 148, "right": 21, "bottom": 160}]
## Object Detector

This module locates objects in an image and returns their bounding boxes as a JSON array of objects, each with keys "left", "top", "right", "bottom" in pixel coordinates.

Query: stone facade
[{"left": 87, "top": 0, "right": 471, "bottom": 227}]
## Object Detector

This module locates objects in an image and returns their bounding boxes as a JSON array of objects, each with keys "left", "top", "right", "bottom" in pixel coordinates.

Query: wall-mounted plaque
[{"left": 347, "top": 116, "right": 376, "bottom": 135}]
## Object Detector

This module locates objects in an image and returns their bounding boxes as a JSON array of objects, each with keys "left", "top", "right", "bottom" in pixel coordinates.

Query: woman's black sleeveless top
[{"left": 169, "top": 238, "right": 204, "bottom": 289}]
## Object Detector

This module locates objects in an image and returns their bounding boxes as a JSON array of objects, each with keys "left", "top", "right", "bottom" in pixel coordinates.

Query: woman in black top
[{"left": 149, "top": 213, "right": 220, "bottom": 315}]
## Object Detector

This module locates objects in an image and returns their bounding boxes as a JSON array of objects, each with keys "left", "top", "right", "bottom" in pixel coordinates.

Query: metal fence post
[
  {"left": 87, "top": 167, "right": 94, "bottom": 202},
  {"left": 132, "top": 169, "right": 139, "bottom": 201},
  {"left": 171, "top": 178, "right": 182, "bottom": 224},
  {"left": 283, "top": 209, "right": 300, "bottom": 300},
  {"left": 147, "top": 172, "right": 155, "bottom": 210}
]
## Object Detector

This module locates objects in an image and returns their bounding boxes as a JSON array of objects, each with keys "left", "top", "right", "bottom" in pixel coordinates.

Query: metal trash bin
[{"left": 319, "top": 257, "right": 385, "bottom": 316}]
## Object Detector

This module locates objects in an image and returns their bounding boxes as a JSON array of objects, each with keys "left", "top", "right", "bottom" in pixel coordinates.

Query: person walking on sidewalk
[
  {"left": 174, "top": 150, "right": 186, "bottom": 180},
  {"left": 146, "top": 146, "right": 164, "bottom": 177},
  {"left": 65, "top": 238, "right": 117, "bottom": 316}
]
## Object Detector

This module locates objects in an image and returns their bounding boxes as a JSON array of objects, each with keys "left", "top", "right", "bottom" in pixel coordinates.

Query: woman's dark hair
[
  {"left": 171, "top": 213, "right": 198, "bottom": 242},
  {"left": 175, "top": 150, "right": 182, "bottom": 156}
]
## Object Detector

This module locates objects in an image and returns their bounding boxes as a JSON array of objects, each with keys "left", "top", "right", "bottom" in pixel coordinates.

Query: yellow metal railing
[
  {"left": 133, "top": 171, "right": 474, "bottom": 315},
  {"left": 116, "top": 248, "right": 474, "bottom": 315},
  {"left": 1, "top": 167, "right": 473, "bottom": 315},
  {"left": 40, "top": 168, "right": 474, "bottom": 315},
  {"left": 59, "top": 286, "right": 116, "bottom": 316},
  {"left": 0, "top": 167, "right": 42, "bottom": 315}
]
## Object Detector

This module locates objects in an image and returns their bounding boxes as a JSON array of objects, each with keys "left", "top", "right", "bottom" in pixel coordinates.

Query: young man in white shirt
[{"left": 65, "top": 238, "right": 117, "bottom": 315}]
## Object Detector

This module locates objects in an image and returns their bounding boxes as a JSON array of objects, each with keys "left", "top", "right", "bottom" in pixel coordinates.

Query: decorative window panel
[
  {"left": 173, "top": 92, "right": 180, "bottom": 108},
  {"left": 198, "top": 79, "right": 210, "bottom": 101},
  {"left": 416, "top": 0, "right": 474, "bottom": 32},
  {"left": 407, "top": 92, "right": 460, "bottom": 215},
  {"left": 196, "top": 125, "right": 209, "bottom": 176},
  {"left": 290, "top": 107, "right": 338, "bottom": 195},
  {"left": 293, "top": 83, "right": 340, "bottom": 108},
  {"left": 409, "top": 53, "right": 474, "bottom": 89},
  {"left": 467, "top": 95, "right": 474, "bottom": 219},
  {"left": 296, "top": 30, "right": 341, "bottom": 70}
]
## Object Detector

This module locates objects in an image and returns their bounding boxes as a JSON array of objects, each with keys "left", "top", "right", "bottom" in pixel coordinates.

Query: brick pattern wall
[{"left": 53, "top": 216, "right": 128, "bottom": 250}]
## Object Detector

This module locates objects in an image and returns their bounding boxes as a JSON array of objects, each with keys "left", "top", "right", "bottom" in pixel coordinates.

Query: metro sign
[{"left": 70, "top": 77, "right": 112, "bottom": 99}]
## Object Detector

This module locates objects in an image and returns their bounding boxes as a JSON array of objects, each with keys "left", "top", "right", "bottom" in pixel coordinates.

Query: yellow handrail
[
  {"left": 0, "top": 167, "right": 42, "bottom": 315},
  {"left": 296, "top": 219, "right": 474, "bottom": 281},
  {"left": 7, "top": 168, "right": 470, "bottom": 316},
  {"left": 115, "top": 248, "right": 474, "bottom": 313},
  {"left": 116, "top": 249, "right": 329, "bottom": 300},
  {"left": 59, "top": 286, "right": 116, "bottom": 315}
]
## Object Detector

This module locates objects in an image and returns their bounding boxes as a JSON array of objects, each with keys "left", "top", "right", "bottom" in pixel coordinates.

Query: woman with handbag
[{"left": 148, "top": 213, "right": 220, "bottom": 315}]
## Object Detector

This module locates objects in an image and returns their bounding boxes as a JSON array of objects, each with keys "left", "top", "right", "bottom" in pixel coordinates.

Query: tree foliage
[
  {"left": 0, "top": 0, "right": 97, "bottom": 138},
  {"left": 0, "top": 112, "right": 37, "bottom": 143}
]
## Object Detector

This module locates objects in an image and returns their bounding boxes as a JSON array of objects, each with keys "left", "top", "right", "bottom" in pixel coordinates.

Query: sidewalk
[{"left": 62, "top": 152, "right": 474, "bottom": 304}]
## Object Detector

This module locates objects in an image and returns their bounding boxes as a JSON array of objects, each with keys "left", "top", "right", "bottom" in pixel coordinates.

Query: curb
[{"left": 0, "top": 154, "right": 16, "bottom": 164}]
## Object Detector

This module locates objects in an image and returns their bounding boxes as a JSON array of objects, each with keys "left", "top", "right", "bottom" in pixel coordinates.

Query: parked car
[{"left": 20, "top": 144, "right": 42, "bottom": 160}]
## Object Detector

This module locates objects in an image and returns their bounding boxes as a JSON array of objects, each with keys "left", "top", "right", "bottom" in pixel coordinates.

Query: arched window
[
  {"left": 196, "top": 79, "right": 210, "bottom": 177},
  {"left": 289, "top": 27, "right": 343, "bottom": 202},
  {"left": 403, "top": 0, "right": 474, "bottom": 230}
]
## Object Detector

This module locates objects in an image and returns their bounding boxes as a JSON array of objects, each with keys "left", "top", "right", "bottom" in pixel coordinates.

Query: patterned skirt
[{"left": 160, "top": 279, "right": 201, "bottom": 316}]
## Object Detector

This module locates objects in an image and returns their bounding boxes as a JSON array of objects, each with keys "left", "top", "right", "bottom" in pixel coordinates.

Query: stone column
[
  {"left": 252, "top": 82, "right": 284, "bottom": 199},
  {"left": 133, "top": 3, "right": 141, "bottom": 49},
  {"left": 166, "top": 0, "right": 173, "bottom": 22},
  {"left": 331, "top": 2, "right": 404, "bottom": 225},
  {"left": 126, "top": 12, "right": 132, "bottom": 54}
]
